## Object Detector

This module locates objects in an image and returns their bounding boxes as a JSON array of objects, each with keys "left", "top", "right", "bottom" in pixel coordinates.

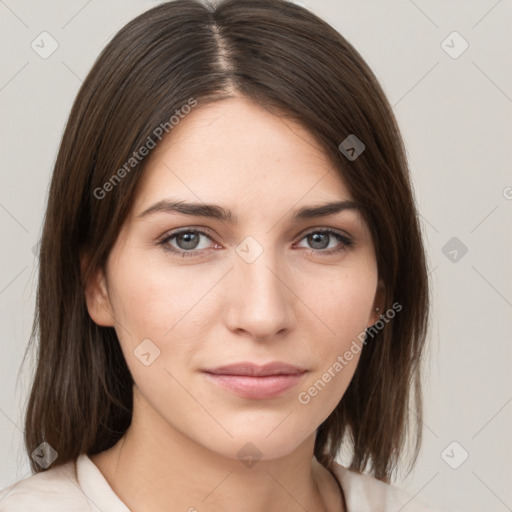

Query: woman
[{"left": 0, "top": 0, "right": 435, "bottom": 510}]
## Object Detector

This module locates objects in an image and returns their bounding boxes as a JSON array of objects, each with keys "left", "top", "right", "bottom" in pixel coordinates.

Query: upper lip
[{"left": 203, "top": 362, "right": 307, "bottom": 377}]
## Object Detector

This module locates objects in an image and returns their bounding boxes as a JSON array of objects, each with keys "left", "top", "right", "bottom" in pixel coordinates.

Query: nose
[{"left": 223, "top": 248, "right": 295, "bottom": 341}]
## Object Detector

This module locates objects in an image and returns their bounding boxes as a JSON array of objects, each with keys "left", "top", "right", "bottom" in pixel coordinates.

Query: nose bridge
[{"left": 226, "top": 238, "right": 293, "bottom": 338}]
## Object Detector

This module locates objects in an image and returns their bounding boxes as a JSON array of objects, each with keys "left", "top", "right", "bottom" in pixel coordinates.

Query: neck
[{"left": 90, "top": 390, "right": 344, "bottom": 512}]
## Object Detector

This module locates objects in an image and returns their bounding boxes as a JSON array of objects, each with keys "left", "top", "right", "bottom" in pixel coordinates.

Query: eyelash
[{"left": 157, "top": 227, "right": 355, "bottom": 258}]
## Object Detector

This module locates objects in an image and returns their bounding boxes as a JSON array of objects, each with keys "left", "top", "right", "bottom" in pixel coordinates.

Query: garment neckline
[
  {"left": 326, "top": 463, "right": 348, "bottom": 511},
  {"left": 77, "top": 453, "right": 350, "bottom": 512}
]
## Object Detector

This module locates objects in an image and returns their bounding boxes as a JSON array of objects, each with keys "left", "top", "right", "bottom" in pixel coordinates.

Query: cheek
[
  {"left": 109, "top": 255, "right": 217, "bottom": 336},
  {"left": 293, "top": 270, "right": 376, "bottom": 407},
  {"left": 106, "top": 257, "right": 223, "bottom": 386},
  {"left": 308, "top": 268, "right": 377, "bottom": 340}
]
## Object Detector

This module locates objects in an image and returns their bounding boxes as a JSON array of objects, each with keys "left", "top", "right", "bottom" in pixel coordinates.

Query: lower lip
[{"left": 203, "top": 372, "right": 307, "bottom": 399}]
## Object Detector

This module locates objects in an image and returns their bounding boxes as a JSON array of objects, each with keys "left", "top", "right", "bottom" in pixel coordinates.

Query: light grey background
[{"left": 1, "top": 1, "right": 511, "bottom": 511}]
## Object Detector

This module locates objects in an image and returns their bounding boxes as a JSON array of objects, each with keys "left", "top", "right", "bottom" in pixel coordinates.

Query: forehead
[{"left": 131, "top": 96, "right": 353, "bottom": 220}]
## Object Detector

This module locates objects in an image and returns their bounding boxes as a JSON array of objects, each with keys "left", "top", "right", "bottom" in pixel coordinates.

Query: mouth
[{"left": 202, "top": 362, "right": 308, "bottom": 399}]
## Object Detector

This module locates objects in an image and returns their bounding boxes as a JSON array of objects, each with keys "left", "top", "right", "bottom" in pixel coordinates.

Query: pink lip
[{"left": 202, "top": 362, "right": 308, "bottom": 399}]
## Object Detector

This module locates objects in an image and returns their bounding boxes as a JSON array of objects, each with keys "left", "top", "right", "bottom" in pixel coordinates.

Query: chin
[{"left": 196, "top": 416, "right": 317, "bottom": 464}]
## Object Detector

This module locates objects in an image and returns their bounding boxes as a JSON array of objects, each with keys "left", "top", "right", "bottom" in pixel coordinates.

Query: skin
[{"left": 84, "top": 95, "right": 384, "bottom": 512}]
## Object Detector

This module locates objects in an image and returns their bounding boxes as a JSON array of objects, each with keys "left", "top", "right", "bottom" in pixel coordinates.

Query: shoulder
[
  {"left": 0, "top": 459, "right": 90, "bottom": 511},
  {"left": 330, "top": 461, "right": 438, "bottom": 512}
]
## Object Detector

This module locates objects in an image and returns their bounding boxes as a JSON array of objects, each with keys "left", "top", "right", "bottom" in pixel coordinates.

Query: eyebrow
[{"left": 137, "top": 199, "right": 361, "bottom": 223}]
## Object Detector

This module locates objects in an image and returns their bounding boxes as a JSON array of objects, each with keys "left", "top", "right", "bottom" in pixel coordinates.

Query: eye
[
  {"left": 157, "top": 227, "right": 354, "bottom": 258},
  {"left": 295, "top": 229, "right": 354, "bottom": 255},
  {"left": 158, "top": 228, "right": 218, "bottom": 257}
]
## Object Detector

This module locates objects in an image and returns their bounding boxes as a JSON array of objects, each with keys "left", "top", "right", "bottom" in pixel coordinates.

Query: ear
[
  {"left": 80, "top": 252, "right": 116, "bottom": 327},
  {"left": 367, "top": 277, "right": 386, "bottom": 328}
]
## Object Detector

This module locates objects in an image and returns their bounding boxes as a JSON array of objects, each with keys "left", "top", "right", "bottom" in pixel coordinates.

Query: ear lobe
[
  {"left": 367, "top": 278, "right": 386, "bottom": 328},
  {"left": 81, "top": 253, "right": 115, "bottom": 327}
]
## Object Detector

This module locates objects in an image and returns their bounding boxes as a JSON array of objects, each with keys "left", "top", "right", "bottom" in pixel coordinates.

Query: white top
[{"left": 0, "top": 454, "right": 436, "bottom": 511}]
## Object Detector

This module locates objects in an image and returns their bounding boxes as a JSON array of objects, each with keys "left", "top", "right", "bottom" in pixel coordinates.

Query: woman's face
[{"left": 85, "top": 95, "right": 384, "bottom": 462}]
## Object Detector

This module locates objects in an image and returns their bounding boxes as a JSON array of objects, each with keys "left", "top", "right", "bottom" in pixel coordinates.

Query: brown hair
[{"left": 22, "top": 0, "right": 429, "bottom": 482}]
